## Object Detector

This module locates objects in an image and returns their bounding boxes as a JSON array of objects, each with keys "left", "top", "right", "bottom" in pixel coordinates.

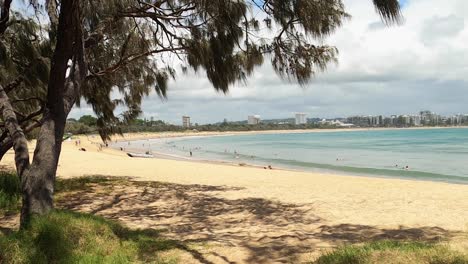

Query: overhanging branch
[{"left": 86, "top": 47, "right": 186, "bottom": 79}]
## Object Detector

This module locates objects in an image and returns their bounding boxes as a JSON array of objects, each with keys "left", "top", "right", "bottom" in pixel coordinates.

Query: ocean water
[{"left": 115, "top": 128, "right": 468, "bottom": 184}]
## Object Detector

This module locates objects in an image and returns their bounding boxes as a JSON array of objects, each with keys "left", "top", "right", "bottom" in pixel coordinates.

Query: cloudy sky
[{"left": 70, "top": 0, "right": 468, "bottom": 125}]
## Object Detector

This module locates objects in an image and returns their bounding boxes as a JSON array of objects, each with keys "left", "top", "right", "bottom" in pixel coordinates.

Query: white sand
[{"left": 2, "top": 131, "right": 468, "bottom": 263}]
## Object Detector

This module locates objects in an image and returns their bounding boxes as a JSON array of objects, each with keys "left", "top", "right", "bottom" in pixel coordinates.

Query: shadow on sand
[{"left": 49, "top": 176, "right": 458, "bottom": 263}]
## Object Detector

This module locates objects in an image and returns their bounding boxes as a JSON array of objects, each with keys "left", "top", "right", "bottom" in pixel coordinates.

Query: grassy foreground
[
  {"left": 313, "top": 240, "right": 468, "bottom": 264},
  {"left": 0, "top": 172, "right": 179, "bottom": 264},
  {"left": 1, "top": 171, "right": 468, "bottom": 263},
  {"left": 0, "top": 210, "right": 179, "bottom": 264}
]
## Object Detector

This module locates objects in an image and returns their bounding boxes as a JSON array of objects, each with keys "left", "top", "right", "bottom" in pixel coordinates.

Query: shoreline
[
  {"left": 2, "top": 129, "right": 468, "bottom": 232},
  {"left": 127, "top": 148, "right": 468, "bottom": 186},
  {"left": 124, "top": 148, "right": 468, "bottom": 186},
  {"left": 108, "top": 127, "right": 468, "bottom": 186}
]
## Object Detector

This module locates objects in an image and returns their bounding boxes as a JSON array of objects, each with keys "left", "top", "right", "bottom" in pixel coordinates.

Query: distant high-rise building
[
  {"left": 295, "top": 113, "right": 307, "bottom": 125},
  {"left": 420, "top": 110, "right": 437, "bottom": 125},
  {"left": 390, "top": 115, "right": 397, "bottom": 125},
  {"left": 182, "top": 116, "right": 191, "bottom": 128},
  {"left": 402, "top": 115, "right": 411, "bottom": 125},
  {"left": 411, "top": 115, "right": 422, "bottom": 126},
  {"left": 370, "top": 116, "right": 381, "bottom": 126},
  {"left": 248, "top": 115, "right": 261, "bottom": 125}
]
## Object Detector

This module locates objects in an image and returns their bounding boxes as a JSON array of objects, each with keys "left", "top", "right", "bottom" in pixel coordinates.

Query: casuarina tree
[{"left": 0, "top": 0, "right": 401, "bottom": 227}]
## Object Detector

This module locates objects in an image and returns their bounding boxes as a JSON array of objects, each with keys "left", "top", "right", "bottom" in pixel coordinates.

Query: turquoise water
[{"left": 119, "top": 128, "right": 468, "bottom": 184}]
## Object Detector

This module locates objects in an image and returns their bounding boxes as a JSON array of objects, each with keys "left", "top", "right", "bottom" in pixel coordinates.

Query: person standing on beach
[{"left": 190, "top": 150, "right": 192, "bottom": 157}]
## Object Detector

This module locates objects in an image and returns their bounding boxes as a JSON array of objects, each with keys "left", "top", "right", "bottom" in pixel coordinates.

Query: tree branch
[
  {"left": 86, "top": 47, "right": 185, "bottom": 79},
  {"left": 4, "top": 76, "right": 23, "bottom": 94},
  {"left": 0, "top": 84, "right": 31, "bottom": 178},
  {"left": 0, "top": 120, "right": 42, "bottom": 162},
  {"left": 12, "top": 97, "right": 44, "bottom": 104}
]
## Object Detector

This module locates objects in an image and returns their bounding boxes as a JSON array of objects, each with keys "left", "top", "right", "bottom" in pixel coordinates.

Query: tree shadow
[
  {"left": 0, "top": 226, "right": 14, "bottom": 236},
  {"left": 316, "top": 224, "right": 450, "bottom": 243},
  {"left": 55, "top": 175, "right": 460, "bottom": 264}
]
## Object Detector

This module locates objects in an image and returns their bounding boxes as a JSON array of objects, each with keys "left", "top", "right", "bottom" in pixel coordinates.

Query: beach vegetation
[
  {"left": 313, "top": 240, "right": 468, "bottom": 264},
  {"left": 78, "top": 115, "right": 98, "bottom": 127}
]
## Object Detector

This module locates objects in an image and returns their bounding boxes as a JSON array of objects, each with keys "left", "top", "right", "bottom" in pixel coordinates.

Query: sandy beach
[{"left": 2, "top": 131, "right": 468, "bottom": 263}]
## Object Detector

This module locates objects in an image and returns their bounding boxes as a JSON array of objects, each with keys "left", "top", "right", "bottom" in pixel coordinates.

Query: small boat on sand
[{"left": 126, "top": 152, "right": 154, "bottom": 158}]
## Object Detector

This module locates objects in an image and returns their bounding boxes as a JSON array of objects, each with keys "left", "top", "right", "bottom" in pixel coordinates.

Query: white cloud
[{"left": 421, "top": 15, "right": 464, "bottom": 45}]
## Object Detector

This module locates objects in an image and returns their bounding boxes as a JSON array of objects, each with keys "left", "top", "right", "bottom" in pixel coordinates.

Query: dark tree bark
[
  {"left": 0, "top": 115, "right": 43, "bottom": 162},
  {"left": 0, "top": 85, "right": 31, "bottom": 177},
  {"left": 20, "top": 0, "right": 81, "bottom": 225},
  {"left": 1, "top": 84, "right": 33, "bottom": 228},
  {"left": 0, "top": 120, "right": 41, "bottom": 162}
]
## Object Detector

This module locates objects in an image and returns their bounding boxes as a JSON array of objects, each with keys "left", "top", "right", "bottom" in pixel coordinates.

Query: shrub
[{"left": 313, "top": 240, "right": 468, "bottom": 264}]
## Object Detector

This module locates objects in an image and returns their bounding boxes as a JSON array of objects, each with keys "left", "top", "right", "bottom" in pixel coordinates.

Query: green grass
[
  {"left": 313, "top": 240, "right": 468, "bottom": 264},
  {"left": 0, "top": 210, "right": 179, "bottom": 264},
  {"left": 0, "top": 171, "right": 21, "bottom": 214}
]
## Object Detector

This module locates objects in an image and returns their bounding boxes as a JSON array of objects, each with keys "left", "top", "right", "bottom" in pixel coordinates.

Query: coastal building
[
  {"left": 182, "top": 116, "right": 191, "bottom": 128},
  {"left": 347, "top": 116, "right": 371, "bottom": 127},
  {"left": 420, "top": 110, "right": 439, "bottom": 125},
  {"left": 248, "top": 115, "right": 261, "bottom": 125},
  {"left": 295, "top": 113, "right": 307, "bottom": 125},
  {"left": 402, "top": 115, "right": 411, "bottom": 126},
  {"left": 369, "top": 115, "right": 382, "bottom": 126},
  {"left": 390, "top": 115, "right": 397, "bottom": 126},
  {"left": 411, "top": 115, "right": 422, "bottom": 126},
  {"left": 319, "top": 119, "right": 354, "bottom": 127},
  {"left": 447, "top": 114, "right": 464, "bottom": 125}
]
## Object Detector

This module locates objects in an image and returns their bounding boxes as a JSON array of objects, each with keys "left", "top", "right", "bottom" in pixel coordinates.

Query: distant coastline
[{"left": 109, "top": 125, "right": 468, "bottom": 143}]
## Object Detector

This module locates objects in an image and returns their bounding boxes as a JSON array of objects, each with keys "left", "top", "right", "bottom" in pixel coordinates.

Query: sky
[{"left": 69, "top": 0, "right": 468, "bottom": 125}]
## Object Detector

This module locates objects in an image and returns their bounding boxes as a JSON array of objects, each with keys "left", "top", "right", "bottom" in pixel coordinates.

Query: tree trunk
[
  {"left": 19, "top": 0, "right": 80, "bottom": 226},
  {"left": 0, "top": 85, "right": 33, "bottom": 227},
  {"left": 0, "top": 85, "right": 31, "bottom": 177},
  {"left": 21, "top": 112, "right": 65, "bottom": 217}
]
